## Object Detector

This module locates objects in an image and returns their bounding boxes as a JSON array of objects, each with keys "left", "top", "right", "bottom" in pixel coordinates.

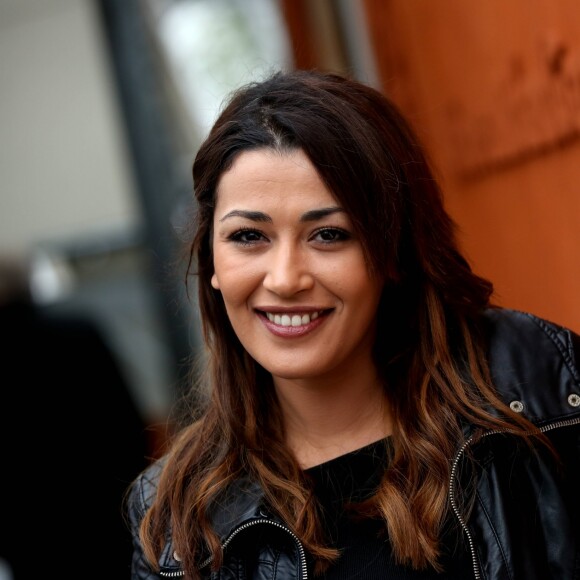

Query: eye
[
  {"left": 311, "top": 227, "right": 351, "bottom": 244},
  {"left": 227, "top": 227, "right": 267, "bottom": 245}
]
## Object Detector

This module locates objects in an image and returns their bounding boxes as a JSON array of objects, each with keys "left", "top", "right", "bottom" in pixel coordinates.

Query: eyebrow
[
  {"left": 219, "top": 206, "right": 345, "bottom": 223},
  {"left": 300, "top": 206, "right": 344, "bottom": 222},
  {"left": 219, "top": 210, "right": 272, "bottom": 223}
]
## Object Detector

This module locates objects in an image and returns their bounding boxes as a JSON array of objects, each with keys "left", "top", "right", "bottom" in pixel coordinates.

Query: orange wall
[{"left": 363, "top": 0, "right": 580, "bottom": 331}]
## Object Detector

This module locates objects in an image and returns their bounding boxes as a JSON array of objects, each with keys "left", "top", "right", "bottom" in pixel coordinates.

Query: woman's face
[{"left": 211, "top": 148, "right": 384, "bottom": 386}]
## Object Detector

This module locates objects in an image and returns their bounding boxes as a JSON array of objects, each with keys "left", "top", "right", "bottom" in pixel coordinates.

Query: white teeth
[{"left": 265, "top": 311, "right": 323, "bottom": 326}]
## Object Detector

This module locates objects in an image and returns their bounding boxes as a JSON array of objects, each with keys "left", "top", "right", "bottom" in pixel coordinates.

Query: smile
[
  {"left": 257, "top": 309, "right": 331, "bottom": 337},
  {"left": 265, "top": 311, "right": 322, "bottom": 327}
]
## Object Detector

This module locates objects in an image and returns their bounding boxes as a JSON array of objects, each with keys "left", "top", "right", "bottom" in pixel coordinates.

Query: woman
[{"left": 128, "top": 70, "right": 580, "bottom": 580}]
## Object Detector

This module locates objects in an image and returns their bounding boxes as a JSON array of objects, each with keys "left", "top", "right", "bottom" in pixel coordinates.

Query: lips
[
  {"left": 265, "top": 310, "right": 321, "bottom": 327},
  {"left": 257, "top": 309, "right": 331, "bottom": 336}
]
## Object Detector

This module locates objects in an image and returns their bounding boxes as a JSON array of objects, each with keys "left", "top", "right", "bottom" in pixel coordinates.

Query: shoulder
[
  {"left": 127, "top": 454, "right": 267, "bottom": 538},
  {"left": 127, "top": 457, "right": 180, "bottom": 576},
  {"left": 482, "top": 307, "right": 580, "bottom": 425},
  {"left": 127, "top": 456, "right": 166, "bottom": 528}
]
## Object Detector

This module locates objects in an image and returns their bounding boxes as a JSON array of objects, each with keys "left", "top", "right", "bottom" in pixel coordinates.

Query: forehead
[{"left": 214, "top": 149, "right": 338, "bottom": 212}]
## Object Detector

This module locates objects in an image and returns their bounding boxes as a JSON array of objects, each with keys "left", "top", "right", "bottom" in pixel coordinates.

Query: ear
[{"left": 211, "top": 273, "right": 220, "bottom": 290}]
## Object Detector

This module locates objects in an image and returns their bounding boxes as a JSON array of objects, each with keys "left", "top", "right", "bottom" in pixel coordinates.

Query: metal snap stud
[
  {"left": 173, "top": 551, "right": 182, "bottom": 561},
  {"left": 568, "top": 393, "right": 580, "bottom": 407},
  {"left": 509, "top": 400, "right": 524, "bottom": 413}
]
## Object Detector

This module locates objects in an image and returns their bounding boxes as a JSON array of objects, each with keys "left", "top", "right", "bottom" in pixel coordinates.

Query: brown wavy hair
[{"left": 137, "top": 70, "right": 542, "bottom": 578}]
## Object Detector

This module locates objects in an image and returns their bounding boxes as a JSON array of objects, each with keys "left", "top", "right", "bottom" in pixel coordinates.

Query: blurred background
[{"left": 1, "top": 0, "right": 579, "bottom": 577}]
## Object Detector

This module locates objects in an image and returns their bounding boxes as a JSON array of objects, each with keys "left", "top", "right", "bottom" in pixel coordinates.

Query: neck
[{"left": 274, "top": 368, "right": 392, "bottom": 469}]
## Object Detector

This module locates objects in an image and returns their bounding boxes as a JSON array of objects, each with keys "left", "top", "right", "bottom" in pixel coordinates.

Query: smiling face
[{"left": 211, "top": 148, "right": 384, "bottom": 388}]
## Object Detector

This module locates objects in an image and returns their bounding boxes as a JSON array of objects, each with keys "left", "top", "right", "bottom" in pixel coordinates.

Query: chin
[{"left": 264, "top": 363, "right": 329, "bottom": 382}]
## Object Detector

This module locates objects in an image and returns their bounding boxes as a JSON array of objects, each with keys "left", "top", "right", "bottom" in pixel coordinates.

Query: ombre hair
[{"left": 138, "top": 70, "right": 542, "bottom": 578}]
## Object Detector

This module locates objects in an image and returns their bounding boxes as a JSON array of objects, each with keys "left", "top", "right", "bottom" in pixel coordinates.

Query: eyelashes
[
  {"left": 226, "top": 226, "right": 351, "bottom": 246},
  {"left": 312, "top": 227, "right": 350, "bottom": 243},
  {"left": 227, "top": 227, "right": 266, "bottom": 245}
]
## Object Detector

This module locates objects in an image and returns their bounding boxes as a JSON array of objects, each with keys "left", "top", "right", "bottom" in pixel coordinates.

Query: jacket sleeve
[{"left": 128, "top": 465, "right": 165, "bottom": 580}]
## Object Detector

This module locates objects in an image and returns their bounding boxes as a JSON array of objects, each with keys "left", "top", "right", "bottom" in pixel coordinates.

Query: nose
[{"left": 262, "top": 243, "right": 314, "bottom": 297}]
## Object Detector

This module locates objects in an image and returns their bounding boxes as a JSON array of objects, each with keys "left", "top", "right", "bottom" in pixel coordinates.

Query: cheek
[
  {"left": 343, "top": 268, "right": 384, "bottom": 318},
  {"left": 212, "top": 257, "right": 262, "bottom": 306},
  {"left": 327, "top": 257, "right": 379, "bottom": 298},
  {"left": 211, "top": 245, "right": 241, "bottom": 296}
]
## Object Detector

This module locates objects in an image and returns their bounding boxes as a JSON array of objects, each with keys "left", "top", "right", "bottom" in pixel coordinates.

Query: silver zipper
[
  {"left": 160, "top": 517, "right": 308, "bottom": 579},
  {"left": 448, "top": 415, "right": 580, "bottom": 580},
  {"left": 449, "top": 433, "right": 480, "bottom": 579},
  {"left": 159, "top": 569, "right": 184, "bottom": 578}
]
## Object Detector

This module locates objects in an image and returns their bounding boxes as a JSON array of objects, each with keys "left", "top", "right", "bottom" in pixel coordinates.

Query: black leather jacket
[{"left": 128, "top": 308, "right": 580, "bottom": 580}]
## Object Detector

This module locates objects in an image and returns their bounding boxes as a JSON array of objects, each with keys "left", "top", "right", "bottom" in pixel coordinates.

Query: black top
[{"left": 305, "top": 439, "right": 473, "bottom": 579}]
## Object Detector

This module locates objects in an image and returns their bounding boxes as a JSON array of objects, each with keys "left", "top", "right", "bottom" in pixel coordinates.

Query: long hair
[{"left": 138, "top": 70, "right": 542, "bottom": 578}]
